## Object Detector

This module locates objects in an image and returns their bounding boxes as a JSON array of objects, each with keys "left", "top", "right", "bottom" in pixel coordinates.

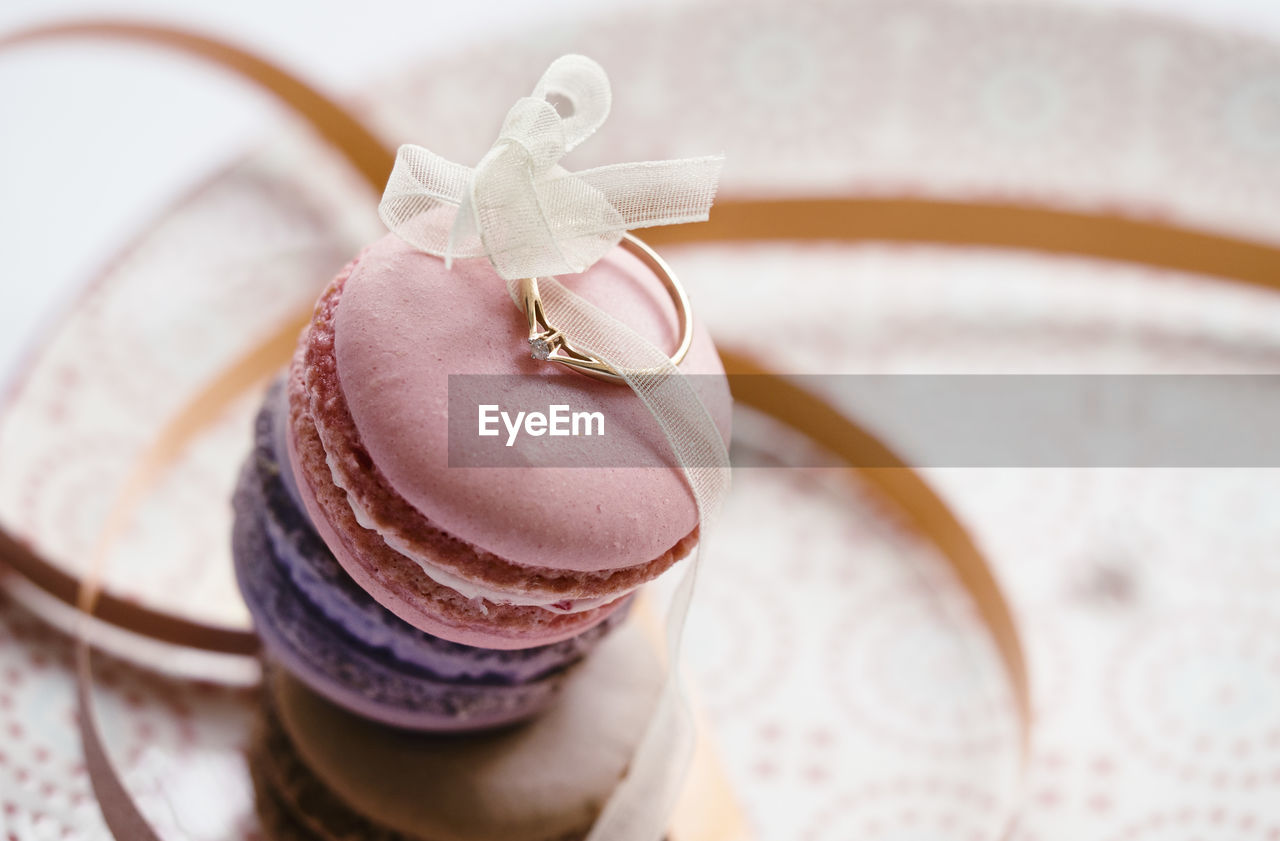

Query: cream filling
[{"left": 324, "top": 453, "right": 640, "bottom": 614}]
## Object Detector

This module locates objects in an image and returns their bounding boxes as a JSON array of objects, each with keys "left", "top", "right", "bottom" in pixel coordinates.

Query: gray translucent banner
[{"left": 448, "top": 374, "right": 1280, "bottom": 467}]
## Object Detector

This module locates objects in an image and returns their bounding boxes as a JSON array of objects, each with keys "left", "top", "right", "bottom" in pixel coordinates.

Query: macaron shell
[
  {"left": 334, "top": 234, "right": 731, "bottom": 572},
  {"left": 299, "top": 278, "right": 690, "bottom": 609},
  {"left": 249, "top": 695, "right": 409, "bottom": 841},
  {"left": 271, "top": 620, "right": 662, "bottom": 841}
]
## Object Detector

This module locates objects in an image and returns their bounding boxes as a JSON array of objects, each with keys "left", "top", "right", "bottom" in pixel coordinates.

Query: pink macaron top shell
[{"left": 333, "top": 233, "right": 730, "bottom": 573}]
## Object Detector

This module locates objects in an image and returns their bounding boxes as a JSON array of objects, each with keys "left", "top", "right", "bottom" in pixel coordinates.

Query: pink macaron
[{"left": 286, "top": 233, "right": 731, "bottom": 649}]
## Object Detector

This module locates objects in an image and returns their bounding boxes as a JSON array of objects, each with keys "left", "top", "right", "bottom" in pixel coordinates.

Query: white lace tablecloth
[{"left": 3, "top": 0, "right": 1280, "bottom": 838}]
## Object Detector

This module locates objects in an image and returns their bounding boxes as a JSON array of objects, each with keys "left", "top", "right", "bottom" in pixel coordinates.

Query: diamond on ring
[{"left": 529, "top": 336, "right": 554, "bottom": 361}]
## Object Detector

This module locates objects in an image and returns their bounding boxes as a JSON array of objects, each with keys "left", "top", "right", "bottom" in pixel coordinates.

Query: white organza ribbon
[
  {"left": 539, "top": 282, "right": 730, "bottom": 841},
  {"left": 379, "top": 54, "right": 723, "bottom": 278},
  {"left": 379, "top": 55, "right": 731, "bottom": 841}
]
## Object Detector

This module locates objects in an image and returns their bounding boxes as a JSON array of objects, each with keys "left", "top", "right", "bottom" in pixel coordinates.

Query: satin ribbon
[{"left": 379, "top": 54, "right": 723, "bottom": 279}]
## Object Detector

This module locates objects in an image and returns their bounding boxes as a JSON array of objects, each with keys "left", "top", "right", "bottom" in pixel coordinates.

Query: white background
[{"left": 2, "top": 0, "right": 1279, "bottom": 382}]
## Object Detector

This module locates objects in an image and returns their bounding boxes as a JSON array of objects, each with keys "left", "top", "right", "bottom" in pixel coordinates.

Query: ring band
[{"left": 519, "top": 233, "right": 693, "bottom": 384}]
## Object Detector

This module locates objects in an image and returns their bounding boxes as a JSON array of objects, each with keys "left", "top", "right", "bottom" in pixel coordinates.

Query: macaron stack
[
  {"left": 232, "top": 232, "right": 731, "bottom": 838},
  {"left": 233, "top": 379, "right": 630, "bottom": 731}
]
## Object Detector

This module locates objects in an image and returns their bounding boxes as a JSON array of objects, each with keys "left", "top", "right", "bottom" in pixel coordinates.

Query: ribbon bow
[{"left": 378, "top": 55, "right": 723, "bottom": 279}]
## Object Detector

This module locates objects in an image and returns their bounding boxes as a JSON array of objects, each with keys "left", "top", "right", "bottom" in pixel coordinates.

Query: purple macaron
[{"left": 232, "top": 381, "right": 628, "bottom": 731}]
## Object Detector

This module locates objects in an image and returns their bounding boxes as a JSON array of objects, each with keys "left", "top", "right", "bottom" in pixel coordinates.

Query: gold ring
[{"left": 519, "top": 233, "right": 693, "bottom": 384}]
